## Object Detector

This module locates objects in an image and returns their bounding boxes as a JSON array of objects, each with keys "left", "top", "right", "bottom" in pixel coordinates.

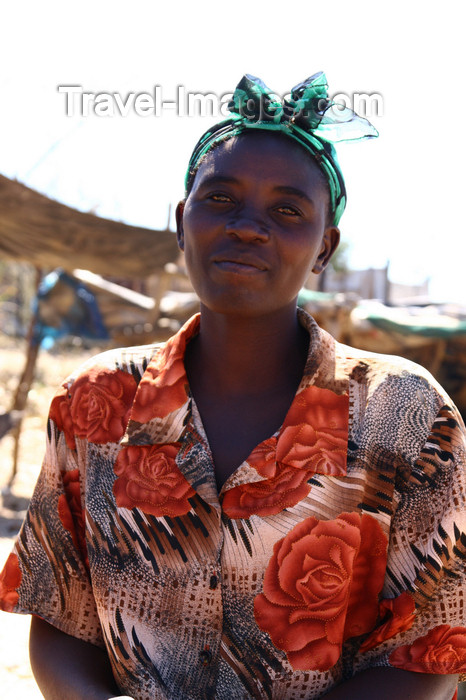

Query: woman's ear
[
  {"left": 312, "top": 226, "right": 340, "bottom": 274},
  {"left": 175, "top": 200, "right": 186, "bottom": 251}
]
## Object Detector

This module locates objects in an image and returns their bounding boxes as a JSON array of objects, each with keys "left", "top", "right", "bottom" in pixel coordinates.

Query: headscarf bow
[{"left": 186, "top": 72, "right": 378, "bottom": 225}]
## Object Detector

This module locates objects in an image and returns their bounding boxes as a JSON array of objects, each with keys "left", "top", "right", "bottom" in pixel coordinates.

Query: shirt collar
[
  {"left": 121, "top": 308, "right": 340, "bottom": 448},
  {"left": 120, "top": 313, "right": 200, "bottom": 447}
]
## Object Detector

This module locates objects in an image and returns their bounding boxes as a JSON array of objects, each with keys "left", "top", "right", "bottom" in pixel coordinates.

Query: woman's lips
[{"left": 213, "top": 255, "right": 268, "bottom": 274}]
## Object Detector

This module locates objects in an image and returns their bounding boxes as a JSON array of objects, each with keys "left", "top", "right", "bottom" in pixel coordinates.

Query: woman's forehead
[{"left": 194, "top": 131, "right": 328, "bottom": 192}]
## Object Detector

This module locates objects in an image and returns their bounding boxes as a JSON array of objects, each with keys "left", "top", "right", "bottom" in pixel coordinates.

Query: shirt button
[
  {"left": 199, "top": 649, "right": 212, "bottom": 665},
  {"left": 209, "top": 575, "right": 218, "bottom": 589}
]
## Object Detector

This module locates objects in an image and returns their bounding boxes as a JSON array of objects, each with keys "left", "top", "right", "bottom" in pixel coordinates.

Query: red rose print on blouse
[
  {"left": 247, "top": 438, "right": 278, "bottom": 478},
  {"left": 276, "top": 385, "right": 348, "bottom": 475},
  {"left": 58, "top": 468, "right": 89, "bottom": 568},
  {"left": 343, "top": 512, "right": 389, "bottom": 640},
  {"left": 69, "top": 367, "right": 137, "bottom": 444},
  {"left": 222, "top": 461, "right": 313, "bottom": 519},
  {"left": 113, "top": 444, "right": 196, "bottom": 517},
  {"left": 389, "top": 624, "right": 466, "bottom": 674},
  {"left": 254, "top": 512, "right": 387, "bottom": 671},
  {"left": 130, "top": 317, "right": 199, "bottom": 424},
  {"left": 0, "top": 552, "right": 22, "bottom": 612},
  {"left": 222, "top": 386, "right": 348, "bottom": 519},
  {"left": 359, "top": 591, "right": 416, "bottom": 653},
  {"left": 49, "top": 385, "right": 76, "bottom": 449}
]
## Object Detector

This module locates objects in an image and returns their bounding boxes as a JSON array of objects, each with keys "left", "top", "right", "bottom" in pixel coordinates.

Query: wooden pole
[{"left": 7, "top": 267, "right": 42, "bottom": 486}]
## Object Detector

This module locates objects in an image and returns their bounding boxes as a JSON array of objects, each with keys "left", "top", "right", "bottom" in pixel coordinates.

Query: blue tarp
[{"left": 33, "top": 269, "right": 109, "bottom": 349}]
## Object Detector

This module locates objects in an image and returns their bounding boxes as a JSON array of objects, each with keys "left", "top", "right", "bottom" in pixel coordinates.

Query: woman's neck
[{"left": 185, "top": 304, "right": 309, "bottom": 400}]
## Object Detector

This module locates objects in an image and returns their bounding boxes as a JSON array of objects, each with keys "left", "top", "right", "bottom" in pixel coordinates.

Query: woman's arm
[
  {"left": 29, "top": 616, "right": 129, "bottom": 700},
  {"left": 322, "top": 666, "right": 458, "bottom": 700}
]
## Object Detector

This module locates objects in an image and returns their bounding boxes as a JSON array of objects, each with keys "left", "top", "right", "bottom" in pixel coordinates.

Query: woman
[{"left": 1, "top": 73, "right": 464, "bottom": 700}]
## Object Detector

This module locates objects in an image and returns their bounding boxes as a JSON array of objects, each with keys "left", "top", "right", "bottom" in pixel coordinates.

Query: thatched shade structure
[{"left": 0, "top": 174, "right": 179, "bottom": 277}]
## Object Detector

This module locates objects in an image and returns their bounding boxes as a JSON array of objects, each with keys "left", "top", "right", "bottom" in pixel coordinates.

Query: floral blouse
[{"left": 1, "top": 310, "right": 466, "bottom": 700}]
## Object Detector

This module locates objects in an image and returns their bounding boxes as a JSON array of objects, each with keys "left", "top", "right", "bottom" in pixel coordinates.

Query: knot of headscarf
[{"left": 185, "top": 72, "right": 378, "bottom": 226}]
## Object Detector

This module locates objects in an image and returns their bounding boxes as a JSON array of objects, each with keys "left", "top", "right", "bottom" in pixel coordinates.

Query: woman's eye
[
  {"left": 208, "top": 193, "right": 233, "bottom": 203},
  {"left": 276, "top": 205, "right": 301, "bottom": 216}
]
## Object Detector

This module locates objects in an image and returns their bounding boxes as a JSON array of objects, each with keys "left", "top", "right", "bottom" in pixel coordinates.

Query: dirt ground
[{"left": 0, "top": 336, "right": 102, "bottom": 698}]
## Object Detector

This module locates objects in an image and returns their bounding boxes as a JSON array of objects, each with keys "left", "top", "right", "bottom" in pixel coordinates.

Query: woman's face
[{"left": 176, "top": 132, "right": 340, "bottom": 318}]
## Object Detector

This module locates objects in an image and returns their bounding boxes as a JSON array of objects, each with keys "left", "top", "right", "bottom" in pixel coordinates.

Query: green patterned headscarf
[{"left": 185, "top": 72, "right": 378, "bottom": 226}]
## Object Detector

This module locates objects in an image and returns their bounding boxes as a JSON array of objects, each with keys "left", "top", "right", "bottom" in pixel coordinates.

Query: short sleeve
[
  {"left": 0, "top": 380, "right": 105, "bottom": 648},
  {"left": 354, "top": 401, "right": 466, "bottom": 680}
]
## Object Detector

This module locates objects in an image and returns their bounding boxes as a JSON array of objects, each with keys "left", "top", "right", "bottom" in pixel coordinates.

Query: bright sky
[{"left": 1, "top": 1, "right": 465, "bottom": 302}]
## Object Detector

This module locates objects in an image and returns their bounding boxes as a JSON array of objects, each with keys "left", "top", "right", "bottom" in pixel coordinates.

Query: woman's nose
[{"left": 224, "top": 217, "right": 269, "bottom": 243}]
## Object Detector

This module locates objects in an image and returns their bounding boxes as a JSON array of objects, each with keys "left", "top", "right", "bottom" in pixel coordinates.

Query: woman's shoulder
[
  {"left": 303, "top": 310, "right": 446, "bottom": 405},
  {"left": 335, "top": 337, "right": 447, "bottom": 400},
  {"left": 60, "top": 340, "right": 166, "bottom": 387}
]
